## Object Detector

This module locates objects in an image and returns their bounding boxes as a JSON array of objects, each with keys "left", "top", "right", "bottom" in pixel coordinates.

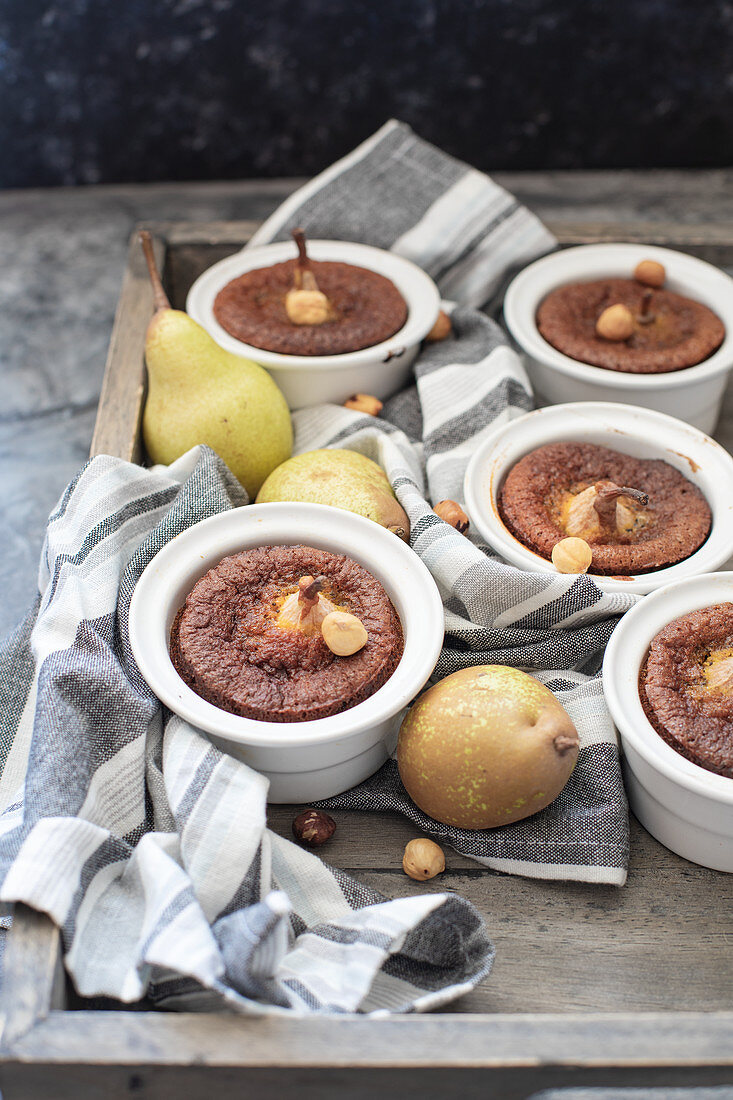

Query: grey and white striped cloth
[
  {"left": 0, "top": 121, "right": 635, "bottom": 1014},
  {"left": 0, "top": 450, "right": 494, "bottom": 1014}
]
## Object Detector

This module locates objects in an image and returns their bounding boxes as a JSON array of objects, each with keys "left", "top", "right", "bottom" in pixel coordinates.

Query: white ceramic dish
[
  {"left": 503, "top": 243, "right": 733, "bottom": 435},
  {"left": 604, "top": 571, "right": 733, "bottom": 872},
  {"left": 463, "top": 401, "right": 733, "bottom": 595},
  {"left": 186, "top": 240, "right": 441, "bottom": 410},
  {"left": 128, "top": 502, "right": 444, "bottom": 803}
]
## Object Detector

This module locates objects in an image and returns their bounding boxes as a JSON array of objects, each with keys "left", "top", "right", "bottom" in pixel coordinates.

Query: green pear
[
  {"left": 139, "top": 231, "right": 292, "bottom": 499},
  {"left": 397, "top": 665, "right": 579, "bottom": 829},
  {"left": 256, "top": 448, "right": 410, "bottom": 540}
]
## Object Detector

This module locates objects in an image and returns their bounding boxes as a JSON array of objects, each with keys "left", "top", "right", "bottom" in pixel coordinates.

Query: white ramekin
[
  {"left": 128, "top": 503, "right": 444, "bottom": 803},
  {"left": 186, "top": 240, "right": 441, "bottom": 410},
  {"left": 463, "top": 402, "right": 733, "bottom": 596},
  {"left": 503, "top": 243, "right": 733, "bottom": 435},
  {"left": 604, "top": 572, "right": 733, "bottom": 872}
]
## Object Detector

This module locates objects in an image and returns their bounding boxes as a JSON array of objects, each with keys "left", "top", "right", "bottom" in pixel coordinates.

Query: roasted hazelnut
[
  {"left": 321, "top": 610, "right": 368, "bottom": 656},
  {"left": 343, "top": 393, "right": 383, "bottom": 416},
  {"left": 403, "top": 838, "right": 445, "bottom": 881},
  {"left": 596, "top": 304, "right": 635, "bottom": 342},
  {"left": 425, "top": 310, "right": 452, "bottom": 343},
  {"left": 434, "top": 499, "right": 470, "bottom": 534},
  {"left": 551, "top": 537, "right": 593, "bottom": 575},
  {"left": 634, "top": 259, "right": 666, "bottom": 288},
  {"left": 285, "top": 287, "right": 331, "bottom": 326},
  {"left": 292, "top": 809, "right": 337, "bottom": 847}
]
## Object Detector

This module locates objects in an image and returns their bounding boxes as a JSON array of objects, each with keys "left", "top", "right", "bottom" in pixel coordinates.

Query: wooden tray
[{"left": 2, "top": 221, "right": 733, "bottom": 1098}]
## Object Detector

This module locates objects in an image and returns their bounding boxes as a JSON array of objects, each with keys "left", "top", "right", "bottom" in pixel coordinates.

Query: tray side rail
[{"left": 2, "top": 1010, "right": 733, "bottom": 1098}]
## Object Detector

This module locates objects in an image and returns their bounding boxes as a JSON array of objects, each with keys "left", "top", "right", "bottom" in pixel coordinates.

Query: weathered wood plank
[
  {"left": 89, "top": 229, "right": 164, "bottom": 465},
  {"left": 2, "top": 1062, "right": 731, "bottom": 1100},
  {"left": 266, "top": 810, "right": 733, "bottom": 1015},
  {"left": 157, "top": 220, "right": 260, "bottom": 246},
  {"left": 8, "top": 1010, "right": 733, "bottom": 1066},
  {"left": 4, "top": 1011, "right": 733, "bottom": 1098},
  {"left": 117, "top": 217, "right": 733, "bottom": 249},
  {"left": 0, "top": 906, "right": 65, "bottom": 1047}
]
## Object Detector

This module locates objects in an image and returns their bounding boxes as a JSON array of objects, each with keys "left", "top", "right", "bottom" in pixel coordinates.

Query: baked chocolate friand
[
  {"left": 498, "top": 441, "right": 711, "bottom": 575},
  {"left": 640, "top": 603, "right": 733, "bottom": 778},
  {"left": 537, "top": 259, "right": 724, "bottom": 374},
  {"left": 170, "top": 544, "right": 404, "bottom": 722},
  {"left": 213, "top": 228, "right": 408, "bottom": 356}
]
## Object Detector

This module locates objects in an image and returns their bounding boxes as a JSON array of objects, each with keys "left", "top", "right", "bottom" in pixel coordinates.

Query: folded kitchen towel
[
  {"left": 0, "top": 121, "right": 635, "bottom": 1014},
  {"left": 0, "top": 449, "right": 493, "bottom": 1014}
]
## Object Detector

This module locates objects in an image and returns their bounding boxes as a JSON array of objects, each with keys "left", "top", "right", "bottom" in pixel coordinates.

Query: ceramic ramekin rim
[
  {"left": 185, "top": 239, "right": 441, "bottom": 369},
  {"left": 603, "top": 571, "right": 733, "bottom": 805},
  {"left": 503, "top": 242, "right": 733, "bottom": 390},
  {"left": 462, "top": 400, "right": 733, "bottom": 596},
  {"left": 128, "top": 502, "right": 445, "bottom": 749}
]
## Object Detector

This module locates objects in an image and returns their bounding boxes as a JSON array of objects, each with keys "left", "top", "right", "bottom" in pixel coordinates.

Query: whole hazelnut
[
  {"left": 292, "top": 809, "right": 336, "bottom": 847},
  {"left": 343, "top": 393, "right": 383, "bottom": 416},
  {"left": 551, "top": 537, "right": 593, "bottom": 575},
  {"left": 634, "top": 259, "right": 666, "bottom": 288},
  {"left": 321, "top": 610, "right": 368, "bottom": 656},
  {"left": 425, "top": 310, "right": 452, "bottom": 343},
  {"left": 285, "top": 288, "right": 331, "bottom": 326},
  {"left": 403, "top": 838, "right": 445, "bottom": 881},
  {"left": 434, "top": 499, "right": 470, "bottom": 534},
  {"left": 595, "top": 304, "right": 635, "bottom": 342}
]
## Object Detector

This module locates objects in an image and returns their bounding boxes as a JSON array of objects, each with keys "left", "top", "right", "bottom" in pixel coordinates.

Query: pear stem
[
  {"left": 291, "top": 227, "right": 321, "bottom": 293},
  {"left": 139, "top": 230, "right": 171, "bottom": 312},
  {"left": 297, "top": 575, "right": 324, "bottom": 619},
  {"left": 593, "top": 481, "right": 649, "bottom": 526}
]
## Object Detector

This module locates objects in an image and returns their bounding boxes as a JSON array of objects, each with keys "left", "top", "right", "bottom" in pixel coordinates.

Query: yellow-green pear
[
  {"left": 255, "top": 448, "right": 410, "bottom": 540},
  {"left": 139, "top": 232, "right": 292, "bottom": 499},
  {"left": 397, "top": 665, "right": 579, "bottom": 829}
]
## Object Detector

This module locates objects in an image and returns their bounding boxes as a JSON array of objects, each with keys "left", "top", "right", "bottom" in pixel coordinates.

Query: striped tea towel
[{"left": 0, "top": 449, "right": 494, "bottom": 1013}]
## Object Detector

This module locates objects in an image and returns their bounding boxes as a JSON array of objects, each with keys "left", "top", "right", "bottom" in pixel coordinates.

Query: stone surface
[
  {"left": 1, "top": 172, "right": 733, "bottom": 639},
  {"left": 1, "top": 2, "right": 733, "bottom": 188}
]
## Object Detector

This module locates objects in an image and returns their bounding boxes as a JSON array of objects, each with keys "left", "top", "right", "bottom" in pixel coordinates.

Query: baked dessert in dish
[
  {"left": 170, "top": 544, "right": 404, "bottom": 722},
  {"left": 639, "top": 603, "right": 733, "bottom": 778},
  {"left": 498, "top": 441, "right": 711, "bottom": 575},
  {"left": 537, "top": 258, "right": 724, "bottom": 374},
  {"left": 213, "top": 228, "right": 408, "bottom": 356}
]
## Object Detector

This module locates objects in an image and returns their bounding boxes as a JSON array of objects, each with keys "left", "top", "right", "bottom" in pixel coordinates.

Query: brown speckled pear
[
  {"left": 139, "top": 231, "right": 292, "bottom": 499},
  {"left": 397, "top": 665, "right": 579, "bottom": 829},
  {"left": 255, "top": 448, "right": 410, "bottom": 541}
]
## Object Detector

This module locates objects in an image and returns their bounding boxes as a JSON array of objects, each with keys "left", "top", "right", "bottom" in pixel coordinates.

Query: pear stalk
[
  {"left": 292, "top": 229, "right": 319, "bottom": 293},
  {"left": 285, "top": 228, "right": 333, "bottom": 325},
  {"left": 592, "top": 482, "right": 649, "bottom": 527},
  {"left": 297, "top": 575, "right": 324, "bottom": 620},
  {"left": 139, "top": 230, "right": 171, "bottom": 312}
]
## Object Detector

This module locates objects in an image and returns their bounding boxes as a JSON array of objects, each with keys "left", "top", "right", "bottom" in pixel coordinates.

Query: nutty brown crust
[
  {"left": 537, "top": 278, "right": 724, "bottom": 373},
  {"left": 498, "top": 442, "right": 711, "bottom": 575},
  {"left": 170, "top": 545, "right": 404, "bottom": 723},
  {"left": 639, "top": 603, "right": 733, "bottom": 777},
  {"left": 213, "top": 259, "right": 408, "bottom": 356}
]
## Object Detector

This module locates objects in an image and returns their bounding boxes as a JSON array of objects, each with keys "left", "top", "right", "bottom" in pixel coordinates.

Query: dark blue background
[{"left": 2, "top": 0, "right": 732, "bottom": 188}]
